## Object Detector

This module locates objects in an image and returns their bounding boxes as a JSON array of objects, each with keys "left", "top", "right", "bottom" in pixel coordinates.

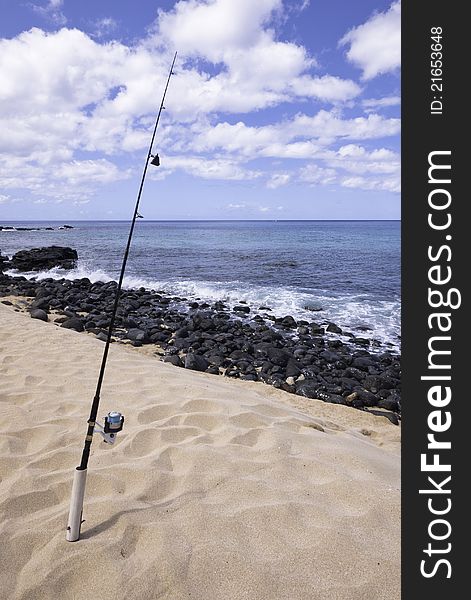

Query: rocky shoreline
[{"left": 0, "top": 247, "right": 401, "bottom": 423}]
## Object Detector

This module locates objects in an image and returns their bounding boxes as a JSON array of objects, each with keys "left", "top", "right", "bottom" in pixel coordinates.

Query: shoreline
[{"left": 0, "top": 270, "right": 401, "bottom": 424}]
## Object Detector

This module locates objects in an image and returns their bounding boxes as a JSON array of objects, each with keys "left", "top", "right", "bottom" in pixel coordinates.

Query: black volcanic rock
[
  {"left": 295, "top": 380, "right": 323, "bottom": 399},
  {"left": 233, "top": 305, "right": 250, "bottom": 314},
  {"left": 126, "top": 328, "right": 148, "bottom": 342},
  {"left": 30, "top": 308, "right": 48, "bottom": 322},
  {"left": 10, "top": 246, "right": 78, "bottom": 271},
  {"left": 377, "top": 391, "right": 401, "bottom": 412},
  {"left": 281, "top": 315, "right": 297, "bottom": 328},
  {"left": 60, "top": 317, "right": 84, "bottom": 332},
  {"left": 267, "top": 347, "right": 292, "bottom": 367},
  {"left": 184, "top": 353, "right": 209, "bottom": 372},
  {"left": 295, "top": 381, "right": 346, "bottom": 405},
  {"left": 326, "top": 323, "right": 342, "bottom": 334},
  {"left": 164, "top": 355, "right": 183, "bottom": 367},
  {"left": 351, "top": 356, "right": 376, "bottom": 370},
  {"left": 285, "top": 359, "right": 302, "bottom": 378},
  {"left": 30, "top": 296, "right": 50, "bottom": 311}
]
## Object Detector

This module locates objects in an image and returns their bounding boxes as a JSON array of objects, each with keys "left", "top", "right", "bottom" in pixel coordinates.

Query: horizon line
[{"left": 1, "top": 219, "right": 401, "bottom": 223}]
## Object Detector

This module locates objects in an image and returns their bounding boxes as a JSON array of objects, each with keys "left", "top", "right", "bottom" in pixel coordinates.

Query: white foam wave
[
  {"left": 5, "top": 265, "right": 114, "bottom": 284},
  {"left": 6, "top": 263, "right": 400, "bottom": 349}
]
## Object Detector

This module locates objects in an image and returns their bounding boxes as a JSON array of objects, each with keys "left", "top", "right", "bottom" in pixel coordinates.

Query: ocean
[{"left": 1, "top": 220, "right": 400, "bottom": 349}]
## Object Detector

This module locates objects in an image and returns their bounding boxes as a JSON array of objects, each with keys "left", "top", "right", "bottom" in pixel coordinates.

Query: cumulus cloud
[
  {"left": 157, "top": 0, "right": 283, "bottom": 62},
  {"left": 0, "top": 0, "right": 400, "bottom": 203},
  {"left": 0, "top": 27, "right": 185, "bottom": 158},
  {"left": 0, "top": 155, "right": 129, "bottom": 201},
  {"left": 55, "top": 159, "right": 131, "bottom": 185},
  {"left": 155, "top": 0, "right": 360, "bottom": 110},
  {"left": 340, "top": 1, "right": 400, "bottom": 80},
  {"left": 0, "top": 28, "right": 128, "bottom": 117},
  {"left": 192, "top": 111, "right": 400, "bottom": 157}
]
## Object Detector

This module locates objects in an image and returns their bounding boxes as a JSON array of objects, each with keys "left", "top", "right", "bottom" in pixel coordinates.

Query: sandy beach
[{"left": 0, "top": 301, "right": 400, "bottom": 599}]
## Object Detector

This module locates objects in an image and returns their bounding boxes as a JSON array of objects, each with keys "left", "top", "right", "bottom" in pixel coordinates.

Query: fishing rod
[{"left": 66, "top": 51, "right": 177, "bottom": 542}]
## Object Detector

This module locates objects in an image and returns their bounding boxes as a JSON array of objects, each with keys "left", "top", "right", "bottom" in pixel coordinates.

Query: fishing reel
[{"left": 94, "top": 411, "right": 125, "bottom": 444}]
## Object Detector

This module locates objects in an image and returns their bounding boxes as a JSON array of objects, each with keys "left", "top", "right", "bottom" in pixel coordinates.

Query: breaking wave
[{"left": 6, "top": 261, "right": 401, "bottom": 350}]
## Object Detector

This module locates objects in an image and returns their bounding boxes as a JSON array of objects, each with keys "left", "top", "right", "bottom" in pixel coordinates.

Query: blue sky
[{"left": 0, "top": 0, "right": 400, "bottom": 220}]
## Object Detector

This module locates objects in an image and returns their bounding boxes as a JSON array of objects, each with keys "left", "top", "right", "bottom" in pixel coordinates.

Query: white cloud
[
  {"left": 362, "top": 96, "right": 401, "bottom": 109},
  {"left": 159, "top": 156, "right": 262, "bottom": 181},
  {"left": 193, "top": 120, "right": 278, "bottom": 155},
  {"left": 225, "top": 33, "right": 313, "bottom": 88},
  {"left": 340, "top": 1, "right": 400, "bottom": 80},
  {"left": 299, "top": 164, "right": 337, "bottom": 185},
  {"left": 341, "top": 175, "right": 400, "bottom": 193},
  {"left": 92, "top": 17, "right": 118, "bottom": 39},
  {"left": 291, "top": 75, "right": 361, "bottom": 102},
  {"left": 157, "top": 0, "right": 283, "bottom": 62},
  {"left": 0, "top": 28, "right": 175, "bottom": 157},
  {"left": 260, "top": 141, "right": 320, "bottom": 159},
  {"left": 178, "top": 111, "right": 400, "bottom": 191},
  {"left": 154, "top": 0, "right": 360, "bottom": 111},
  {"left": 175, "top": 67, "right": 360, "bottom": 113},
  {"left": 0, "top": 28, "right": 127, "bottom": 116},
  {"left": 55, "top": 159, "right": 131, "bottom": 185},
  {"left": 227, "top": 203, "right": 247, "bottom": 209},
  {"left": 267, "top": 173, "right": 291, "bottom": 188},
  {"left": 325, "top": 144, "right": 400, "bottom": 176},
  {"left": 0, "top": 155, "right": 129, "bottom": 201},
  {"left": 31, "top": 0, "right": 67, "bottom": 26},
  {"left": 0, "top": 193, "right": 11, "bottom": 204},
  {"left": 0, "top": 12, "right": 362, "bottom": 154},
  {"left": 299, "top": 142, "right": 400, "bottom": 192},
  {"left": 0, "top": 1, "right": 400, "bottom": 204},
  {"left": 192, "top": 111, "right": 400, "bottom": 158},
  {"left": 289, "top": 110, "right": 400, "bottom": 142}
]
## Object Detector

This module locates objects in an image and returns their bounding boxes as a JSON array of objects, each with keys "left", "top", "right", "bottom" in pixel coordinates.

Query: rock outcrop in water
[
  {"left": 0, "top": 224, "right": 74, "bottom": 231},
  {"left": 7, "top": 246, "right": 78, "bottom": 272}
]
